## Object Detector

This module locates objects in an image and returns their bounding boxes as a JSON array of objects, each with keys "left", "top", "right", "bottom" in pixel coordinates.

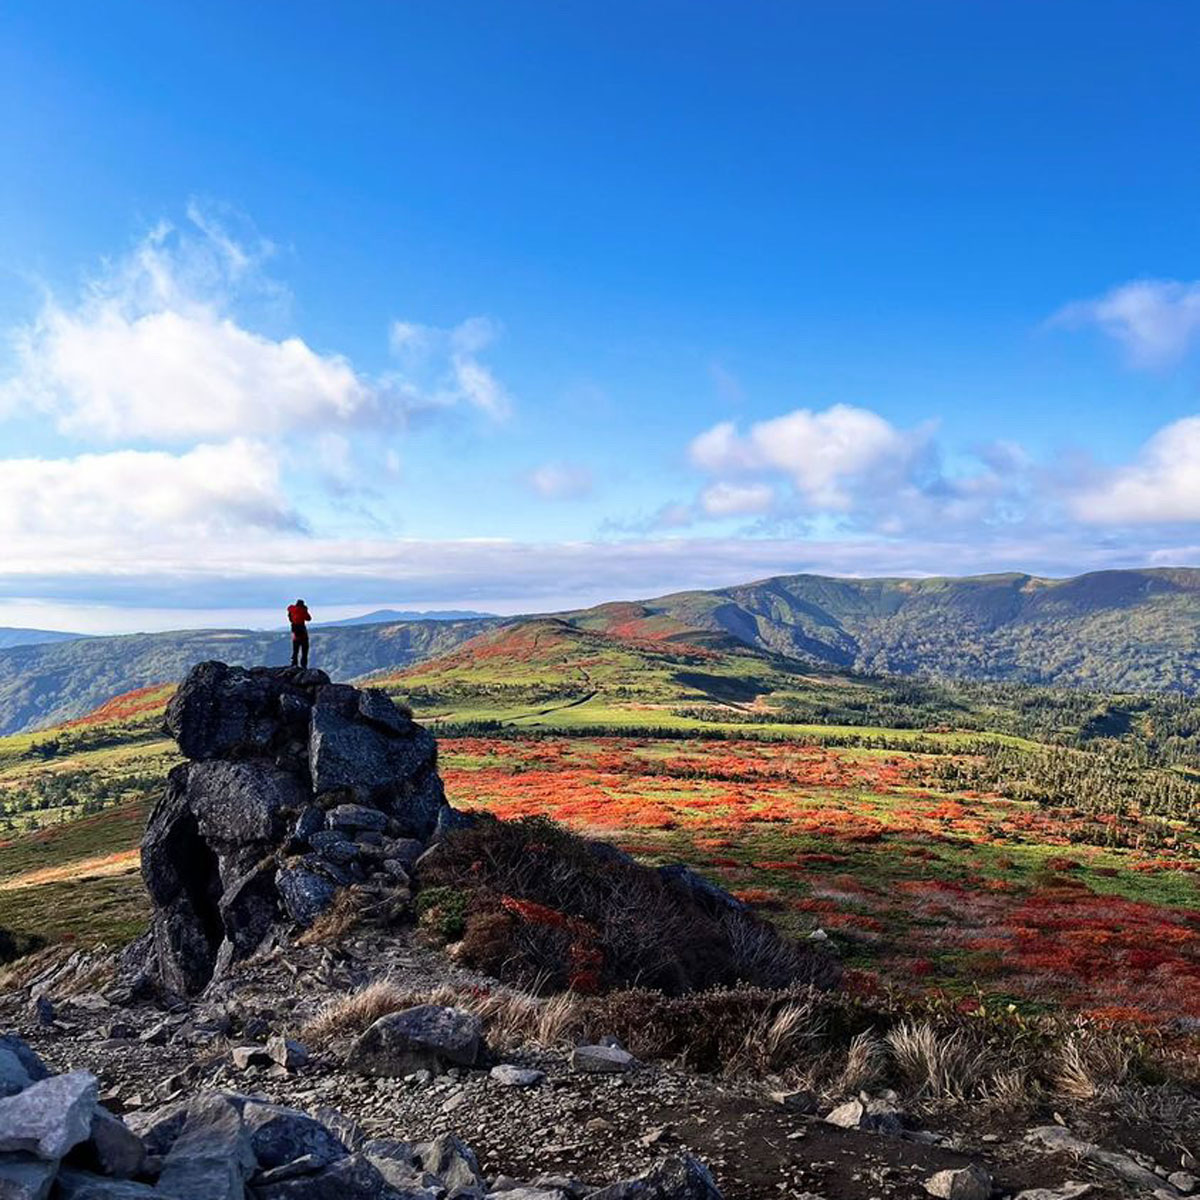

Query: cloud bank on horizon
[{"left": 1, "top": 206, "right": 1200, "bottom": 632}]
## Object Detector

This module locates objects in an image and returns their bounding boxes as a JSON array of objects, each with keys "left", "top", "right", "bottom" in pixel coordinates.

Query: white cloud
[
  {"left": 2, "top": 207, "right": 513, "bottom": 442},
  {"left": 689, "top": 404, "right": 930, "bottom": 510},
  {"left": 1070, "top": 415, "right": 1200, "bottom": 524},
  {"left": 0, "top": 440, "right": 296, "bottom": 537},
  {"left": 388, "top": 315, "right": 512, "bottom": 420},
  {"left": 700, "top": 480, "right": 775, "bottom": 516},
  {"left": 1052, "top": 279, "right": 1200, "bottom": 367},
  {"left": 2, "top": 212, "right": 377, "bottom": 441},
  {"left": 525, "top": 462, "right": 594, "bottom": 500}
]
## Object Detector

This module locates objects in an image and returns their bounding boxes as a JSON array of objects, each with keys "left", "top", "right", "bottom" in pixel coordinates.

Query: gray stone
[
  {"left": 1013, "top": 1186, "right": 1093, "bottom": 1200},
  {"left": 657, "top": 863, "right": 748, "bottom": 915},
  {"left": 309, "top": 831, "right": 361, "bottom": 864},
  {"left": 253, "top": 1155, "right": 330, "bottom": 1185},
  {"left": 292, "top": 806, "right": 325, "bottom": 846},
  {"left": 186, "top": 760, "right": 306, "bottom": 846},
  {"left": 241, "top": 1100, "right": 347, "bottom": 1170},
  {"left": 0, "top": 1155, "right": 56, "bottom": 1200},
  {"left": 380, "top": 860, "right": 412, "bottom": 883},
  {"left": 156, "top": 1092, "right": 255, "bottom": 1200},
  {"left": 382, "top": 838, "right": 425, "bottom": 869},
  {"left": 230, "top": 1044, "right": 271, "bottom": 1070},
  {"left": 925, "top": 1165, "right": 992, "bottom": 1200},
  {"left": 490, "top": 1064, "right": 546, "bottom": 1088},
  {"left": 0, "top": 1046, "right": 34, "bottom": 1098},
  {"left": 55, "top": 1170, "right": 165, "bottom": 1199},
  {"left": 165, "top": 661, "right": 328, "bottom": 761},
  {"left": 325, "top": 805, "right": 389, "bottom": 834},
  {"left": 357, "top": 689, "right": 412, "bottom": 735},
  {"left": 0, "top": 1038, "right": 48, "bottom": 1085},
  {"left": 0, "top": 1070, "right": 98, "bottom": 1159},
  {"left": 266, "top": 1036, "right": 310, "bottom": 1070},
  {"left": 255, "top": 1152, "right": 404, "bottom": 1200},
  {"left": 824, "top": 1097, "right": 904, "bottom": 1135},
  {"left": 345, "top": 1005, "right": 483, "bottom": 1077},
  {"left": 411, "top": 1132, "right": 484, "bottom": 1193},
  {"left": 1169, "top": 1175, "right": 1197, "bottom": 1195},
  {"left": 78, "top": 1107, "right": 146, "bottom": 1177},
  {"left": 768, "top": 1088, "right": 817, "bottom": 1114},
  {"left": 585, "top": 1153, "right": 722, "bottom": 1199},
  {"left": 276, "top": 865, "right": 338, "bottom": 926},
  {"left": 570, "top": 1045, "right": 636, "bottom": 1074},
  {"left": 1027, "top": 1127, "right": 1171, "bottom": 1193}
]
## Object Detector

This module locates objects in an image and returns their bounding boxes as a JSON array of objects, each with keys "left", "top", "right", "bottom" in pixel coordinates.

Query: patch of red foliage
[{"left": 63, "top": 684, "right": 175, "bottom": 729}]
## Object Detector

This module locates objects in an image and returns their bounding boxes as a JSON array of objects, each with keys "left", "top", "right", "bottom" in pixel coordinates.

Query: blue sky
[{"left": 2, "top": 1, "right": 1200, "bottom": 632}]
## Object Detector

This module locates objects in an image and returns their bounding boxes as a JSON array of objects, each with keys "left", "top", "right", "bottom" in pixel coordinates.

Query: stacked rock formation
[{"left": 131, "top": 661, "right": 465, "bottom": 996}]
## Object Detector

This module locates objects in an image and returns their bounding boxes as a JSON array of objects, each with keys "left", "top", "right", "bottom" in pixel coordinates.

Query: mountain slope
[
  {"left": 621, "top": 568, "right": 1200, "bottom": 692},
  {"left": 0, "top": 628, "right": 85, "bottom": 651},
  {"left": 0, "top": 617, "right": 498, "bottom": 735}
]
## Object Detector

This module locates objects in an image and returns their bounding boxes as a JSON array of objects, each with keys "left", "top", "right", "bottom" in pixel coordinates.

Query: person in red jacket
[{"left": 287, "top": 599, "right": 312, "bottom": 667}]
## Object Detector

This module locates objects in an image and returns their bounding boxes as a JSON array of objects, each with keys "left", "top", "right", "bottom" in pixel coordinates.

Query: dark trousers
[{"left": 291, "top": 630, "right": 309, "bottom": 667}]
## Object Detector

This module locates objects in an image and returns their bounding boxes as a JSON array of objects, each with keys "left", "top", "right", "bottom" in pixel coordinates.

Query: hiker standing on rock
[{"left": 288, "top": 598, "right": 312, "bottom": 667}]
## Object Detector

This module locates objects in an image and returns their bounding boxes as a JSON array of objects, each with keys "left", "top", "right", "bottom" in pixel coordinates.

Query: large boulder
[
  {"left": 136, "top": 662, "right": 458, "bottom": 994},
  {"left": 345, "top": 1005, "right": 484, "bottom": 1077},
  {"left": 0, "top": 1070, "right": 98, "bottom": 1159}
]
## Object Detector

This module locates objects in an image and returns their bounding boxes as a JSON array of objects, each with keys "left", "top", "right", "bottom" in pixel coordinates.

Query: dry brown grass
[
  {"left": 885, "top": 1020, "right": 991, "bottom": 1104},
  {"left": 1052, "top": 1029, "right": 1133, "bottom": 1101}
]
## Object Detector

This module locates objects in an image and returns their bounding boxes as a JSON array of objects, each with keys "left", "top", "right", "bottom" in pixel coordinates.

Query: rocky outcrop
[{"left": 131, "top": 662, "right": 458, "bottom": 995}]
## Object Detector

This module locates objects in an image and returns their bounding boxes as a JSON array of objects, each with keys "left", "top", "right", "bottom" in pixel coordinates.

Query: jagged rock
[
  {"left": 242, "top": 1100, "right": 347, "bottom": 1169},
  {"left": 275, "top": 864, "right": 339, "bottom": 927},
  {"left": 0, "top": 1070, "right": 98, "bottom": 1159},
  {"left": 490, "top": 1064, "right": 546, "bottom": 1088},
  {"left": 0, "top": 1045, "right": 35, "bottom": 1098},
  {"left": 345, "top": 1005, "right": 483, "bottom": 1077},
  {"left": 325, "top": 804, "right": 389, "bottom": 834},
  {"left": 585, "top": 1153, "right": 723, "bottom": 1199},
  {"left": 0, "top": 1155, "right": 57, "bottom": 1200},
  {"left": 1013, "top": 1185, "right": 1093, "bottom": 1200},
  {"left": 411, "top": 1132, "right": 485, "bottom": 1193},
  {"left": 253, "top": 1155, "right": 327, "bottom": 1185},
  {"left": 230, "top": 1045, "right": 272, "bottom": 1070},
  {"left": 55, "top": 1171, "right": 164, "bottom": 1199},
  {"left": 266, "top": 1036, "right": 310, "bottom": 1070},
  {"left": 0, "top": 1037, "right": 49, "bottom": 1086},
  {"left": 156, "top": 1093, "right": 255, "bottom": 1200},
  {"left": 571, "top": 1045, "right": 636, "bottom": 1073},
  {"left": 255, "top": 1151, "right": 404, "bottom": 1200},
  {"left": 68, "top": 1107, "right": 146, "bottom": 1177},
  {"left": 138, "top": 662, "right": 455, "bottom": 993},
  {"left": 495, "top": 1190, "right": 568, "bottom": 1200},
  {"left": 1028, "top": 1127, "right": 1174, "bottom": 1193},
  {"left": 768, "top": 1088, "right": 817, "bottom": 1114},
  {"left": 165, "top": 661, "right": 328, "bottom": 761},
  {"left": 824, "top": 1097, "right": 905, "bottom": 1135},
  {"left": 924, "top": 1164, "right": 992, "bottom": 1200},
  {"left": 29, "top": 996, "right": 55, "bottom": 1025},
  {"left": 1169, "top": 1175, "right": 1197, "bottom": 1195},
  {"left": 383, "top": 838, "right": 425, "bottom": 869}
]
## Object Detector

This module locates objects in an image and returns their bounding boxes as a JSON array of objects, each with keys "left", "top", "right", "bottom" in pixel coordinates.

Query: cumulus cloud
[
  {"left": 1, "top": 207, "right": 513, "bottom": 442},
  {"left": 1069, "top": 416, "right": 1200, "bottom": 524},
  {"left": 389, "top": 316, "right": 512, "bottom": 420},
  {"left": 689, "top": 404, "right": 932, "bottom": 511},
  {"left": 524, "top": 461, "right": 594, "bottom": 500},
  {"left": 1052, "top": 279, "right": 1200, "bottom": 367},
  {"left": 2, "top": 212, "right": 378, "bottom": 441},
  {"left": 0, "top": 440, "right": 297, "bottom": 538}
]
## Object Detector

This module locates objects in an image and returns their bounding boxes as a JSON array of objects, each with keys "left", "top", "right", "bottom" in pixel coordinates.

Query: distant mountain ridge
[
  {"left": 627, "top": 567, "right": 1200, "bottom": 693},
  {"left": 315, "top": 608, "right": 497, "bottom": 626},
  {"left": 2, "top": 567, "right": 1200, "bottom": 734},
  {"left": 0, "top": 627, "right": 85, "bottom": 651}
]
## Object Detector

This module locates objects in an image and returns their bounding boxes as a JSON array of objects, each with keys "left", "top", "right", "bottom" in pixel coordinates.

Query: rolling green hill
[{"left": 4, "top": 566, "right": 1200, "bottom": 736}]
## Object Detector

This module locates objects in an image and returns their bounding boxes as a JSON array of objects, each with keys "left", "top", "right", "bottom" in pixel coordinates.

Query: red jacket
[{"left": 287, "top": 603, "right": 311, "bottom": 629}]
